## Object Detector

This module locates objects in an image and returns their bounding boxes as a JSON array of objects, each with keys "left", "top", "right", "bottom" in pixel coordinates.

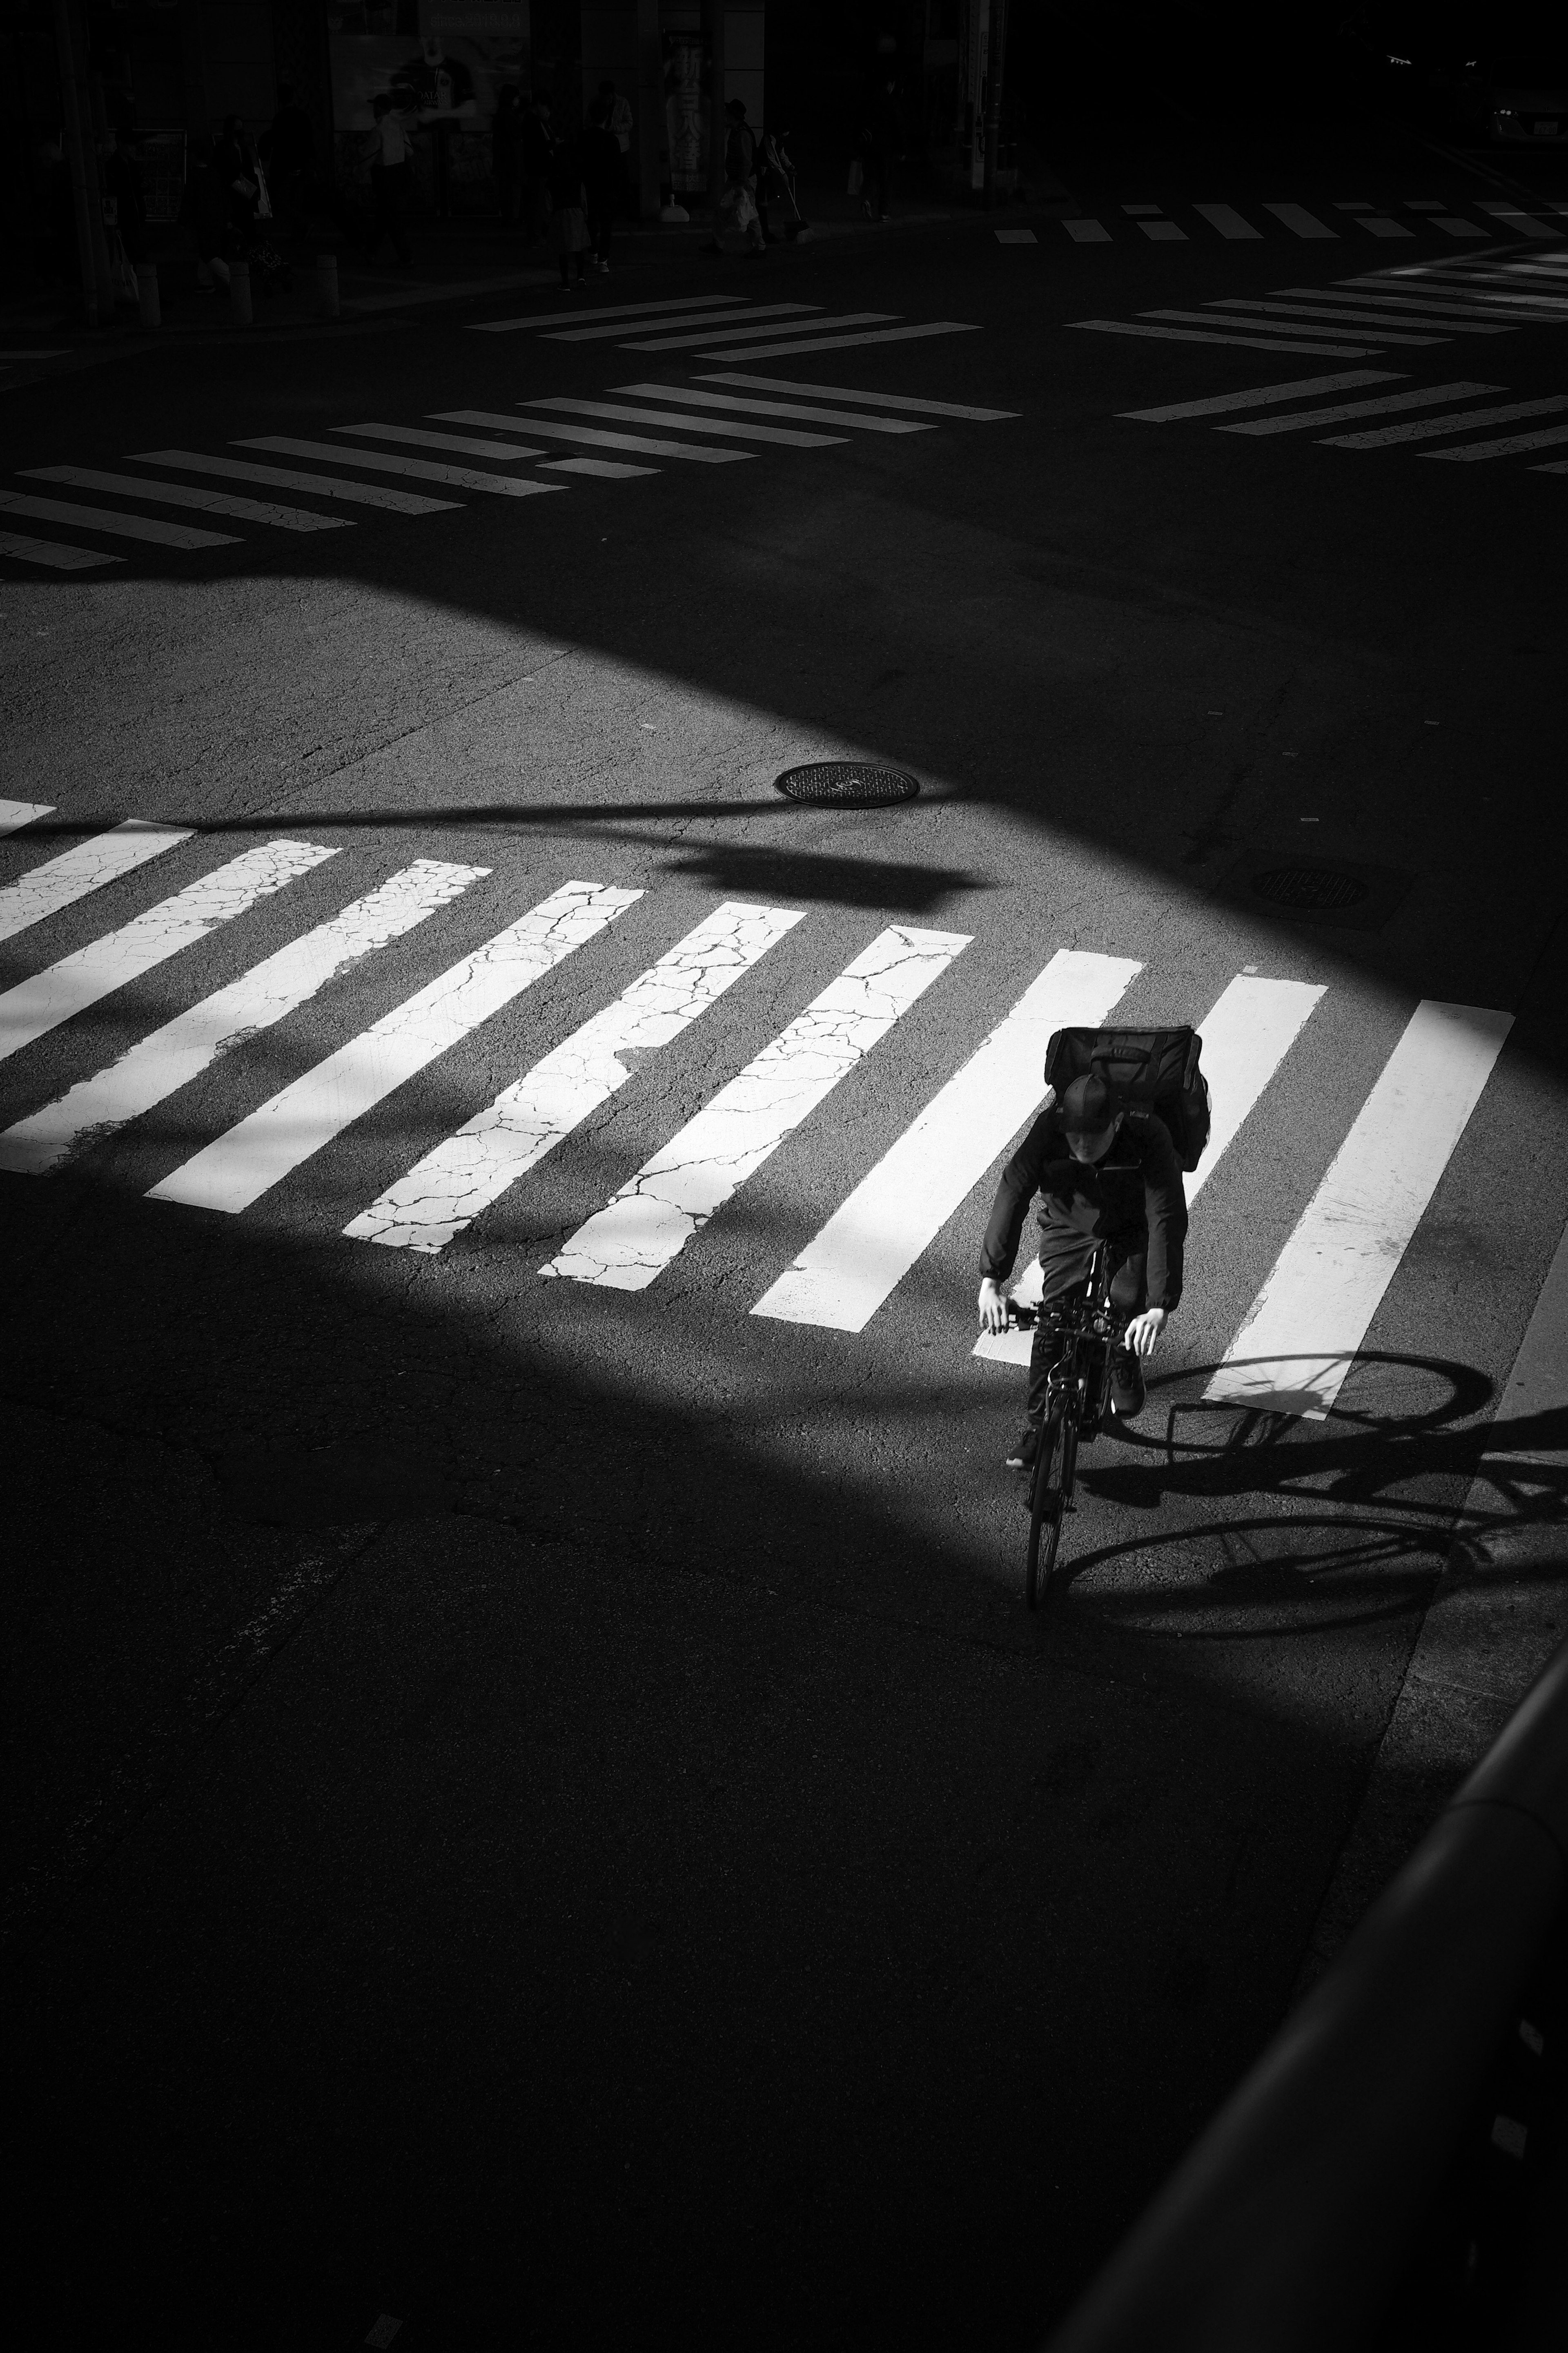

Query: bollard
[
  {"left": 316, "top": 251, "right": 340, "bottom": 321},
  {"left": 229, "top": 259, "right": 252, "bottom": 326},
  {"left": 136, "top": 259, "right": 161, "bottom": 329}
]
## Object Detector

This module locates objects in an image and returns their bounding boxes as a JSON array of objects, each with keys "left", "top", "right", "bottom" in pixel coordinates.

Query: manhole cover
[
  {"left": 1251, "top": 866, "right": 1372, "bottom": 911},
  {"left": 774, "top": 761, "right": 920, "bottom": 808}
]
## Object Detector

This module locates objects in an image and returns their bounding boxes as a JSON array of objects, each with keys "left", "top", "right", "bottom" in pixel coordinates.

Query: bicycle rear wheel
[{"left": 1025, "top": 1406, "right": 1071, "bottom": 1609}]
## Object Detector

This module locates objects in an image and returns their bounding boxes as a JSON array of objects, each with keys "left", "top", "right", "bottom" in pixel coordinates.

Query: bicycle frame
[{"left": 1011, "top": 1246, "right": 1118, "bottom": 1606}]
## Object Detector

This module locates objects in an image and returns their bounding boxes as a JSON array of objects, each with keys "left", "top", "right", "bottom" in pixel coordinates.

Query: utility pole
[
  {"left": 52, "top": 0, "right": 113, "bottom": 323},
  {"left": 702, "top": 0, "right": 726, "bottom": 223},
  {"left": 982, "top": 0, "right": 1009, "bottom": 210}
]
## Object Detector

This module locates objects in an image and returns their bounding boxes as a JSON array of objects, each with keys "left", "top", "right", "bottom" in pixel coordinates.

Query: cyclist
[{"left": 976, "top": 1070, "right": 1187, "bottom": 1471}]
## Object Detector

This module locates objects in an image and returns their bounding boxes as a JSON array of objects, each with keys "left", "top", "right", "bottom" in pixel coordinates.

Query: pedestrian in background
[
  {"left": 580, "top": 99, "right": 623, "bottom": 274},
  {"left": 599, "top": 76, "right": 633, "bottom": 209},
  {"left": 858, "top": 74, "right": 900, "bottom": 223},
  {"left": 362, "top": 91, "right": 414, "bottom": 267},
  {"left": 546, "top": 125, "right": 590, "bottom": 291},
  {"left": 189, "top": 134, "right": 230, "bottom": 291},
  {"left": 492, "top": 85, "right": 523, "bottom": 230},
  {"left": 521, "top": 92, "right": 555, "bottom": 244},
  {"left": 261, "top": 81, "right": 314, "bottom": 242}
]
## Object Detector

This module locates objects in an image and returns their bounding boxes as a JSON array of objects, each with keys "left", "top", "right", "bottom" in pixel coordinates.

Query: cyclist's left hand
[{"left": 1123, "top": 1308, "right": 1166, "bottom": 1358}]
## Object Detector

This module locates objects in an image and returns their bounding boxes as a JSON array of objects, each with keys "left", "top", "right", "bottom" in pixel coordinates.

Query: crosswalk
[
  {"left": 0, "top": 315, "right": 1011, "bottom": 575},
  {"left": 467, "top": 290, "right": 982, "bottom": 363},
  {"left": 1070, "top": 249, "right": 1568, "bottom": 363},
  {"left": 1119, "top": 363, "right": 1568, "bottom": 478},
  {"left": 0, "top": 804, "right": 1521, "bottom": 1422},
  {"left": 1040, "top": 198, "right": 1566, "bottom": 247}
]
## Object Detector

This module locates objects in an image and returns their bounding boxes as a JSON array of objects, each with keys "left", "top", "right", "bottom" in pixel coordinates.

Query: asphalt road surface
[{"left": 4, "top": 167, "right": 1568, "bottom": 2349}]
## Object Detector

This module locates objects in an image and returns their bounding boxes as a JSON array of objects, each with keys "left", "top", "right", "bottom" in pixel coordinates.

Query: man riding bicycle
[{"left": 977, "top": 1070, "right": 1188, "bottom": 1471}]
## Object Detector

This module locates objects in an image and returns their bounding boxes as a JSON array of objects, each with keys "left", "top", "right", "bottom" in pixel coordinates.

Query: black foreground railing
[{"left": 1045, "top": 1635, "right": 1568, "bottom": 2353}]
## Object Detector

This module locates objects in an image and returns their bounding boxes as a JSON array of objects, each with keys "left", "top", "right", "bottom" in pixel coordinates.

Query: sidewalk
[{"left": 0, "top": 149, "right": 1076, "bottom": 363}]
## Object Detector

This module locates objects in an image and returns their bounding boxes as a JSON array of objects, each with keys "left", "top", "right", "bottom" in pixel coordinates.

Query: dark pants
[
  {"left": 368, "top": 161, "right": 412, "bottom": 264},
  {"left": 1026, "top": 1249, "right": 1145, "bottom": 1424},
  {"left": 588, "top": 205, "right": 614, "bottom": 262}
]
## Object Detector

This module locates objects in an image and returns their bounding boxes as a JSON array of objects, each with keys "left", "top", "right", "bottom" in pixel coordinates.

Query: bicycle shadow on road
[{"left": 1059, "top": 1346, "right": 1568, "bottom": 1636}]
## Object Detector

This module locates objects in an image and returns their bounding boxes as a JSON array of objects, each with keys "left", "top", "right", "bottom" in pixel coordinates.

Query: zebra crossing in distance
[
  {"left": 1033, "top": 196, "right": 1567, "bottom": 247},
  {"left": 1121, "top": 366, "right": 1568, "bottom": 476},
  {"left": 1071, "top": 249, "right": 1568, "bottom": 363},
  {"left": 0, "top": 801, "right": 1516, "bottom": 1422},
  {"left": 0, "top": 307, "right": 1010, "bottom": 574}
]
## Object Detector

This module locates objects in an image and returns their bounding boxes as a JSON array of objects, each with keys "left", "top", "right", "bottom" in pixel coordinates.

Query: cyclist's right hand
[{"left": 978, "top": 1276, "right": 1009, "bottom": 1334}]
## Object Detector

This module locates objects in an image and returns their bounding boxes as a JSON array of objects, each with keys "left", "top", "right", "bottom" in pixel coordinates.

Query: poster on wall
[
  {"left": 329, "top": 1, "right": 528, "bottom": 207},
  {"left": 662, "top": 29, "right": 708, "bottom": 194}
]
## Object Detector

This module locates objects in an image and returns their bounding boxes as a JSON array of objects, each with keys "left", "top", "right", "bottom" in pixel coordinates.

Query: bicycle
[{"left": 1008, "top": 1245, "right": 1120, "bottom": 1609}]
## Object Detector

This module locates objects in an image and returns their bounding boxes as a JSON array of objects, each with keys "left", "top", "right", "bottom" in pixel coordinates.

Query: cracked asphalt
[{"left": 3, "top": 183, "right": 1567, "bottom": 2350}]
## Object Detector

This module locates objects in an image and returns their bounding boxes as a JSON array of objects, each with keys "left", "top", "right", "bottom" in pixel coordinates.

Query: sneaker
[
  {"left": 1004, "top": 1423, "right": 1040, "bottom": 1472},
  {"left": 1110, "top": 1348, "right": 1145, "bottom": 1419}
]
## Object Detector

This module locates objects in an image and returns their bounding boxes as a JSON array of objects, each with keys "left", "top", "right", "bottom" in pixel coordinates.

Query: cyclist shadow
[{"left": 1057, "top": 1348, "right": 1568, "bottom": 1630}]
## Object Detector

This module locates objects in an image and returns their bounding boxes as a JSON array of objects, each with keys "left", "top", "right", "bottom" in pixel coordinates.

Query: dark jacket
[
  {"left": 546, "top": 136, "right": 586, "bottom": 210},
  {"left": 579, "top": 122, "right": 623, "bottom": 206},
  {"left": 981, "top": 1107, "right": 1188, "bottom": 1311}
]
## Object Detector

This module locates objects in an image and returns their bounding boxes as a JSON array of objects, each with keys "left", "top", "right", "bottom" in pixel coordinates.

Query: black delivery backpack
[{"left": 1043, "top": 1027, "right": 1212, "bottom": 1174}]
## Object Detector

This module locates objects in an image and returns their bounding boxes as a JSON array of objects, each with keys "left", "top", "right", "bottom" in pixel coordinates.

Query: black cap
[{"left": 1059, "top": 1072, "right": 1116, "bottom": 1133}]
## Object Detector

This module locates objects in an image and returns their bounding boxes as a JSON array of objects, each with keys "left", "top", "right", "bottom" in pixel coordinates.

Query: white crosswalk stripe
[
  {"left": 1120, "top": 371, "right": 1403, "bottom": 422},
  {"left": 1264, "top": 204, "right": 1336, "bottom": 238},
  {"left": 0, "top": 839, "right": 334, "bottom": 1063},
  {"left": 624, "top": 312, "right": 898, "bottom": 352},
  {"left": 0, "top": 801, "right": 54, "bottom": 837},
  {"left": 347, "top": 898, "right": 804, "bottom": 1253},
  {"left": 148, "top": 880, "right": 641, "bottom": 1215},
  {"left": 0, "top": 831, "right": 1535, "bottom": 1424},
  {"left": 0, "top": 818, "right": 190, "bottom": 945},
  {"left": 131, "top": 450, "right": 457, "bottom": 514},
  {"left": 522, "top": 397, "right": 846, "bottom": 449},
  {"left": 471, "top": 295, "right": 748, "bottom": 334},
  {"left": 1071, "top": 319, "right": 1378, "bottom": 357},
  {"left": 1220, "top": 382, "right": 1504, "bottom": 435},
  {"left": 433, "top": 408, "right": 751, "bottom": 462},
  {"left": 330, "top": 423, "right": 546, "bottom": 461},
  {"left": 698, "top": 322, "right": 981, "bottom": 360},
  {"left": 1210, "top": 299, "right": 1517, "bottom": 335},
  {"left": 698, "top": 374, "right": 1017, "bottom": 420},
  {"left": 239, "top": 436, "right": 566, "bottom": 499},
  {"left": 757, "top": 951, "right": 1140, "bottom": 1335},
  {"left": 24, "top": 466, "right": 354, "bottom": 533},
  {"left": 1206, "top": 1003, "right": 1512, "bottom": 1418},
  {"left": 0, "top": 489, "right": 238, "bottom": 550},
  {"left": 0, "top": 528, "right": 120, "bottom": 570},
  {"left": 1140, "top": 307, "right": 1447, "bottom": 347},
  {"left": 543, "top": 924, "right": 971, "bottom": 1292},
  {"left": 552, "top": 303, "right": 829, "bottom": 345},
  {"left": 1323, "top": 394, "right": 1568, "bottom": 448},
  {"left": 609, "top": 383, "right": 934, "bottom": 433},
  {"left": 0, "top": 858, "right": 483, "bottom": 1175}
]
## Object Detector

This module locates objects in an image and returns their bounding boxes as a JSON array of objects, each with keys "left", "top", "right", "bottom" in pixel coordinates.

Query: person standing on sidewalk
[
  {"left": 580, "top": 100, "right": 623, "bottom": 274},
  {"left": 362, "top": 92, "right": 414, "bottom": 267},
  {"left": 599, "top": 77, "right": 634, "bottom": 210},
  {"left": 546, "top": 123, "right": 590, "bottom": 291}
]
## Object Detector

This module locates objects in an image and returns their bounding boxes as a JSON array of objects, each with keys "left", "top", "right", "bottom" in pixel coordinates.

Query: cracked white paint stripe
[
  {"left": 0, "top": 818, "right": 191, "bottom": 947},
  {"left": 754, "top": 949, "right": 1140, "bottom": 1335},
  {"left": 542, "top": 923, "right": 970, "bottom": 1292},
  {"left": 0, "top": 838, "right": 332, "bottom": 1064},
  {"left": 0, "top": 801, "right": 54, "bottom": 838},
  {"left": 0, "top": 858, "right": 483, "bottom": 1175},
  {"left": 974, "top": 972, "right": 1327, "bottom": 1366},
  {"left": 149, "top": 880, "right": 639, "bottom": 1214},
  {"left": 1205, "top": 1000, "right": 1512, "bottom": 1420},
  {"left": 348, "top": 898, "right": 804, "bottom": 1253}
]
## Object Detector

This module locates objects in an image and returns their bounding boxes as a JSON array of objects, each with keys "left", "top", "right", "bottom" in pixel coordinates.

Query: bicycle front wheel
[{"left": 1025, "top": 1406, "right": 1071, "bottom": 1610}]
